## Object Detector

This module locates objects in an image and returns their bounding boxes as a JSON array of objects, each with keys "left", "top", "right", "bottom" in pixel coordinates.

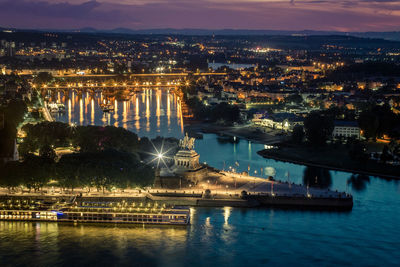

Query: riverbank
[
  {"left": 42, "top": 104, "right": 54, "bottom": 122},
  {"left": 185, "top": 122, "right": 286, "bottom": 144},
  {"left": 0, "top": 166, "right": 354, "bottom": 210},
  {"left": 258, "top": 145, "right": 400, "bottom": 180},
  {"left": 0, "top": 187, "right": 353, "bottom": 210}
]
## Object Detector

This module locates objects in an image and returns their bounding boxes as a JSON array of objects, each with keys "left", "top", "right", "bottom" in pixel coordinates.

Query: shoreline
[
  {"left": 185, "top": 122, "right": 399, "bottom": 180},
  {"left": 184, "top": 122, "right": 286, "bottom": 145},
  {"left": 258, "top": 149, "right": 400, "bottom": 180},
  {"left": 0, "top": 190, "right": 353, "bottom": 210}
]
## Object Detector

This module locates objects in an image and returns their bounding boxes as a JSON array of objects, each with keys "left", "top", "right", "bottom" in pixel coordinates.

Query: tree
[
  {"left": 0, "top": 161, "right": 23, "bottom": 192},
  {"left": 55, "top": 150, "right": 155, "bottom": 194},
  {"left": 19, "top": 121, "right": 72, "bottom": 154},
  {"left": 56, "top": 154, "right": 82, "bottom": 192},
  {"left": 358, "top": 109, "right": 379, "bottom": 140},
  {"left": 347, "top": 174, "right": 370, "bottom": 192},
  {"left": 348, "top": 139, "right": 368, "bottom": 163},
  {"left": 186, "top": 98, "right": 241, "bottom": 125},
  {"left": 0, "top": 99, "right": 28, "bottom": 158},
  {"left": 210, "top": 102, "right": 241, "bottom": 124},
  {"left": 2, "top": 99, "right": 27, "bottom": 127},
  {"left": 304, "top": 112, "right": 334, "bottom": 146},
  {"left": 20, "top": 154, "right": 54, "bottom": 192},
  {"left": 303, "top": 166, "right": 332, "bottom": 189},
  {"left": 380, "top": 146, "right": 393, "bottom": 163},
  {"left": 358, "top": 104, "right": 400, "bottom": 140},
  {"left": 72, "top": 125, "right": 140, "bottom": 153},
  {"left": 33, "top": 72, "right": 53, "bottom": 85},
  {"left": 39, "top": 144, "right": 57, "bottom": 161},
  {"left": 291, "top": 125, "right": 305, "bottom": 144},
  {"left": 284, "top": 94, "right": 303, "bottom": 105}
]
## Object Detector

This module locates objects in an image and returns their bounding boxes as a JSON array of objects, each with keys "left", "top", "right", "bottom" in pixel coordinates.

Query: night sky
[{"left": 0, "top": 0, "right": 399, "bottom": 31}]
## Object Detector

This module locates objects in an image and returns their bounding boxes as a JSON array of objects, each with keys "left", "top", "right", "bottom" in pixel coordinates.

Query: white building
[
  {"left": 333, "top": 121, "right": 360, "bottom": 139},
  {"left": 254, "top": 113, "right": 304, "bottom": 132}
]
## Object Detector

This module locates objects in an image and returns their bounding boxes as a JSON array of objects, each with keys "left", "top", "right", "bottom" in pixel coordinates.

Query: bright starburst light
[{"left": 145, "top": 139, "right": 174, "bottom": 169}]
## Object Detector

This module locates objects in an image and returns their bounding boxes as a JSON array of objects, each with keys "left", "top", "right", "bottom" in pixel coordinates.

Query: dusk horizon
[
  {"left": 3, "top": 25, "right": 400, "bottom": 34},
  {"left": 0, "top": 0, "right": 399, "bottom": 32}
]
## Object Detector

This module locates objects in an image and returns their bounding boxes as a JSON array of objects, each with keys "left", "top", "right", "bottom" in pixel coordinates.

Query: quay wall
[
  {"left": 196, "top": 199, "right": 258, "bottom": 207},
  {"left": 0, "top": 193, "right": 353, "bottom": 210},
  {"left": 251, "top": 195, "right": 353, "bottom": 210}
]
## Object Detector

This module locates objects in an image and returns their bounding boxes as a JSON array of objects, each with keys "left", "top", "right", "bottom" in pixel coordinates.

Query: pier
[{"left": 153, "top": 135, "right": 353, "bottom": 210}]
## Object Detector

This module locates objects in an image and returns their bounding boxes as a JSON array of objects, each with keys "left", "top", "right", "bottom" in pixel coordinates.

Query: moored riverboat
[{"left": 0, "top": 200, "right": 190, "bottom": 225}]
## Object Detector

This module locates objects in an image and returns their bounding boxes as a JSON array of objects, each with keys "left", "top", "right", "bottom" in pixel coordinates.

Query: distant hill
[
  {"left": 77, "top": 28, "right": 400, "bottom": 41},
  {"left": 1, "top": 26, "right": 400, "bottom": 40}
]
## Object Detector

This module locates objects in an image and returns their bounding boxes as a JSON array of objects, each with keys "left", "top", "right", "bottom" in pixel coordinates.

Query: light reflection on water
[
  {"left": 6, "top": 88, "right": 398, "bottom": 265},
  {"left": 0, "top": 221, "right": 188, "bottom": 266},
  {"left": 52, "top": 88, "right": 184, "bottom": 139},
  {"left": 1, "top": 189, "right": 400, "bottom": 266}
]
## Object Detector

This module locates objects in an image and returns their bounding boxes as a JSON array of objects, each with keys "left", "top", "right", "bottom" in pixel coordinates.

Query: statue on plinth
[{"left": 179, "top": 133, "right": 195, "bottom": 150}]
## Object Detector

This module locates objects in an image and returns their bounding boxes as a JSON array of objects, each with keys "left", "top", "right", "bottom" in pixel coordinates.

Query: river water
[{"left": 1, "top": 90, "right": 399, "bottom": 266}]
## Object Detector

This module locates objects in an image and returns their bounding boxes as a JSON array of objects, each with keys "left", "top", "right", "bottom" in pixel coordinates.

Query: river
[{"left": 1, "top": 89, "right": 399, "bottom": 266}]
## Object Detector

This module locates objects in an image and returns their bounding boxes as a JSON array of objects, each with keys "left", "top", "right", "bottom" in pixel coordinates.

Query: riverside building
[{"left": 332, "top": 121, "right": 361, "bottom": 139}]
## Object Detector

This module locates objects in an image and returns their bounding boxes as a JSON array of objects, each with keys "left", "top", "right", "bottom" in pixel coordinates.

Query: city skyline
[{"left": 0, "top": 0, "right": 399, "bottom": 32}]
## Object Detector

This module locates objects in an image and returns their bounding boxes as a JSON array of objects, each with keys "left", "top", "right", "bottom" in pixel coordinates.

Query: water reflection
[
  {"left": 167, "top": 92, "right": 171, "bottom": 127},
  {"left": 156, "top": 91, "right": 161, "bottom": 129},
  {"left": 303, "top": 166, "right": 332, "bottom": 189},
  {"left": 122, "top": 101, "right": 127, "bottom": 129},
  {"left": 50, "top": 88, "right": 182, "bottom": 138},
  {"left": 223, "top": 207, "right": 232, "bottom": 226},
  {"left": 68, "top": 99, "right": 71, "bottom": 124},
  {"left": 0, "top": 221, "right": 188, "bottom": 266},
  {"left": 113, "top": 99, "right": 119, "bottom": 127},
  {"left": 91, "top": 99, "right": 95, "bottom": 125},
  {"left": 347, "top": 174, "right": 370, "bottom": 192},
  {"left": 79, "top": 98, "right": 83, "bottom": 125}
]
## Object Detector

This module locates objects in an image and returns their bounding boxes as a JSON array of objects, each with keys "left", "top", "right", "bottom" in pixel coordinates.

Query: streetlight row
[{"left": 32, "top": 81, "right": 190, "bottom": 88}]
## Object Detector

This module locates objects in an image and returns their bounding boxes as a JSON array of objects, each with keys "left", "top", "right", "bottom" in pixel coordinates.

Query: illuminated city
[{"left": 1, "top": 1, "right": 400, "bottom": 266}]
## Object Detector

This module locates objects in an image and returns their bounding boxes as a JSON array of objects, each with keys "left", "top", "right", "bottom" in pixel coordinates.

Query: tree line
[
  {"left": 185, "top": 97, "right": 241, "bottom": 124},
  {"left": 0, "top": 122, "right": 180, "bottom": 193},
  {"left": 0, "top": 150, "right": 154, "bottom": 193}
]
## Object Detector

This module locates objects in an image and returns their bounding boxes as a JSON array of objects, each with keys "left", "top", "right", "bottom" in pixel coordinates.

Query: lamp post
[{"left": 254, "top": 170, "right": 257, "bottom": 189}]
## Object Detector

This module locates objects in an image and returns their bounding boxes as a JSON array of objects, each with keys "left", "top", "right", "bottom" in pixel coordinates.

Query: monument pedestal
[{"left": 154, "top": 134, "right": 208, "bottom": 188}]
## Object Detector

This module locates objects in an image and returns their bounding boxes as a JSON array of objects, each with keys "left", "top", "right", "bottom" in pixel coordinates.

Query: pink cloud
[{"left": 0, "top": 0, "right": 399, "bottom": 31}]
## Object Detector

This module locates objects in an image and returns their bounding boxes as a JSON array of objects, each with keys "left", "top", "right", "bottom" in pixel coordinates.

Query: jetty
[{"left": 153, "top": 134, "right": 353, "bottom": 210}]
